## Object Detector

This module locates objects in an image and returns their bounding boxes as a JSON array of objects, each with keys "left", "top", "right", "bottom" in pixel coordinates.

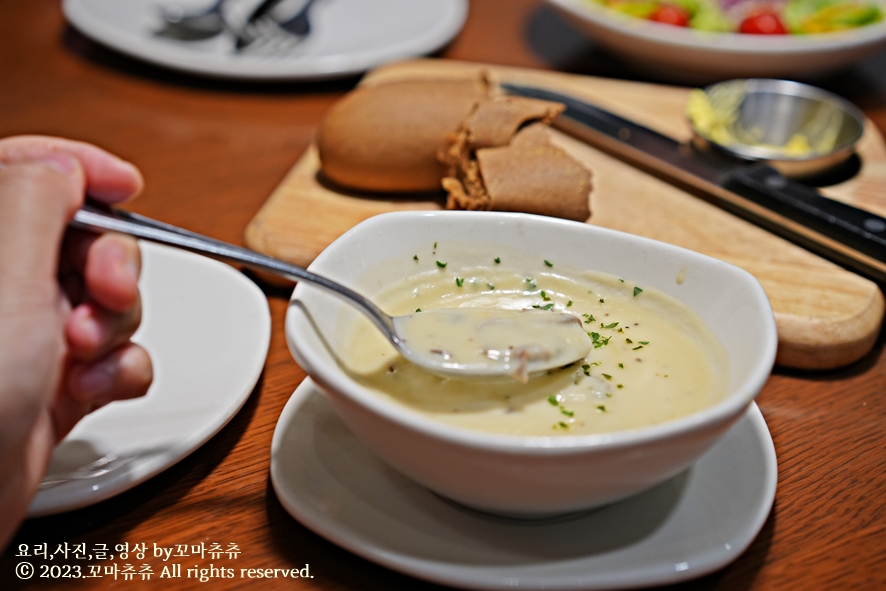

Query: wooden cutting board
[{"left": 245, "top": 59, "right": 886, "bottom": 370}]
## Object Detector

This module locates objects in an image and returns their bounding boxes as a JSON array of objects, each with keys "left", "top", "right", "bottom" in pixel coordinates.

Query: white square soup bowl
[{"left": 285, "top": 211, "right": 777, "bottom": 517}]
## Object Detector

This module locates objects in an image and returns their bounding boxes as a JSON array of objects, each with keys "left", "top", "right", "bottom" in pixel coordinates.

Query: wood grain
[
  {"left": 1, "top": 1, "right": 885, "bottom": 590},
  {"left": 244, "top": 59, "right": 885, "bottom": 370}
]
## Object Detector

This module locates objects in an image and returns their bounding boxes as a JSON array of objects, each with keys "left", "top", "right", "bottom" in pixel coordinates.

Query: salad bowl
[{"left": 546, "top": 0, "right": 886, "bottom": 80}]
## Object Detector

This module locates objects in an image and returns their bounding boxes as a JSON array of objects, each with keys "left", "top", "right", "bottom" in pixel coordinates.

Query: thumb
[{"left": 0, "top": 154, "right": 86, "bottom": 289}]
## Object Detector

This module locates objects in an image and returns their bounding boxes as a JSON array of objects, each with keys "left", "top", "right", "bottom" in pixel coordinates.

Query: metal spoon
[
  {"left": 71, "top": 203, "right": 591, "bottom": 380},
  {"left": 156, "top": 0, "right": 228, "bottom": 41}
]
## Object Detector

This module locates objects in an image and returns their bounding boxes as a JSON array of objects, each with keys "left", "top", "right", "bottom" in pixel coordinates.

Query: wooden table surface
[{"left": 2, "top": 1, "right": 885, "bottom": 589}]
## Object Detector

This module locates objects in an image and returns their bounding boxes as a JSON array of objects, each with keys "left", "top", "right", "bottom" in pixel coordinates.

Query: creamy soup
[{"left": 340, "top": 254, "right": 729, "bottom": 436}]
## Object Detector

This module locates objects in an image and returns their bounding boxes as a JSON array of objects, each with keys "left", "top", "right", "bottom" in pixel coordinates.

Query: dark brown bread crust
[{"left": 438, "top": 97, "right": 592, "bottom": 222}]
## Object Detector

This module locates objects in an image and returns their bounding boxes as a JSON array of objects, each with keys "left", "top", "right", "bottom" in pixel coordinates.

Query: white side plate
[
  {"left": 29, "top": 241, "right": 271, "bottom": 517},
  {"left": 62, "top": 0, "right": 468, "bottom": 80},
  {"left": 271, "top": 378, "right": 778, "bottom": 590}
]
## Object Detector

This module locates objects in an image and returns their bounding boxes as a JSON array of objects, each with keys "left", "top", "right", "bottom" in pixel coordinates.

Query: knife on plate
[{"left": 501, "top": 83, "right": 886, "bottom": 284}]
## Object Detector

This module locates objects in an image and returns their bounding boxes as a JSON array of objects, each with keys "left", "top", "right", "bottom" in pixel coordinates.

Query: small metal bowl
[{"left": 689, "top": 79, "right": 865, "bottom": 179}]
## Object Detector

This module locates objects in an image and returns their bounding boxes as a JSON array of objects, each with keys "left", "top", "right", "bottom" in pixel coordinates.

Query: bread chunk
[
  {"left": 439, "top": 97, "right": 592, "bottom": 222},
  {"left": 317, "top": 78, "right": 490, "bottom": 192},
  {"left": 316, "top": 76, "right": 593, "bottom": 222}
]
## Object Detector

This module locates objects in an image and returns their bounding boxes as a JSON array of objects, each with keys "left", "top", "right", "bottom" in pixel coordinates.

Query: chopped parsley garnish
[
  {"left": 617, "top": 384, "right": 624, "bottom": 389},
  {"left": 639, "top": 341, "right": 649, "bottom": 345},
  {"left": 602, "top": 373, "right": 612, "bottom": 380},
  {"left": 413, "top": 254, "right": 418, "bottom": 261},
  {"left": 433, "top": 242, "right": 438, "bottom": 248},
  {"left": 618, "top": 363, "right": 624, "bottom": 369},
  {"left": 633, "top": 345, "right": 644, "bottom": 350},
  {"left": 582, "top": 313, "right": 595, "bottom": 324},
  {"left": 601, "top": 321, "right": 619, "bottom": 329},
  {"left": 487, "top": 283, "right": 495, "bottom": 290},
  {"left": 540, "top": 290, "right": 551, "bottom": 301},
  {"left": 455, "top": 277, "right": 464, "bottom": 287},
  {"left": 633, "top": 286, "right": 644, "bottom": 297},
  {"left": 544, "top": 259, "right": 554, "bottom": 267},
  {"left": 548, "top": 395, "right": 575, "bottom": 420},
  {"left": 581, "top": 364, "right": 591, "bottom": 376},
  {"left": 532, "top": 303, "right": 554, "bottom": 311},
  {"left": 436, "top": 260, "right": 447, "bottom": 268},
  {"left": 567, "top": 300, "right": 573, "bottom": 307},
  {"left": 597, "top": 405, "right": 607, "bottom": 412},
  {"left": 415, "top": 308, "right": 422, "bottom": 313},
  {"left": 494, "top": 257, "right": 501, "bottom": 264},
  {"left": 589, "top": 333, "right": 611, "bottom": 348},
  {"left": 599, "top": 297, "right": 605, "bottom": 303},
  {"left": 625, "top": 338, "right": 633, "bottom": 344}
]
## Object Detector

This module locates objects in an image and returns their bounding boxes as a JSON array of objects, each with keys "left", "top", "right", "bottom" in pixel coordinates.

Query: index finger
[{"left": 0, "top": 135, "right": 143, "bottom": 204}]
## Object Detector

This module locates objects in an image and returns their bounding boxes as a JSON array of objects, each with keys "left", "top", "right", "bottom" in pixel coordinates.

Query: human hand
[{"left": 0, "top": 136, "right": 153, "bottom": 549}]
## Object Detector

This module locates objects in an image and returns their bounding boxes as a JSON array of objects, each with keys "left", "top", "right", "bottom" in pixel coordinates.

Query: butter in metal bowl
[{"left": 686, "top": 79, "right": 862, "bottom": 164}]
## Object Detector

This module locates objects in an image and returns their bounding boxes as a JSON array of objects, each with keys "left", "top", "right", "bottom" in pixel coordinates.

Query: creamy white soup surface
[{"left": 340, "top": 250, "right": 729, "bottom": 436}]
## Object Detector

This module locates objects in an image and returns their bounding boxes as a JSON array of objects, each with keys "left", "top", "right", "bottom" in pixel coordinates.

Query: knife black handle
[{"left": 723, "top": 164, "right": 886, "bottom": 264}]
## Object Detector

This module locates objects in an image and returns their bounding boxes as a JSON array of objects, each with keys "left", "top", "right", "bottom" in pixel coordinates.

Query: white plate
[
  {"left": 28, "top": 241, "right": 271, "bottom": 517},
  {"left": 271, "top": 378, "right": 777, "bottom": 590},
  {"left": 62, "top": 0, "right": 468, "bottom": 80}
]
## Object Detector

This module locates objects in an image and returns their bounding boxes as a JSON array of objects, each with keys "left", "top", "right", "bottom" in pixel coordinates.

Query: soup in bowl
[{"left": 286, "top": 211, "right": 776, "bottom": 516}]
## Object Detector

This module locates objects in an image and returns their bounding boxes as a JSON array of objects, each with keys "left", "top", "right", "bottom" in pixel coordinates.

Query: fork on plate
[{"left": 235, "top": 0, "right": 317, "bottom": 53}]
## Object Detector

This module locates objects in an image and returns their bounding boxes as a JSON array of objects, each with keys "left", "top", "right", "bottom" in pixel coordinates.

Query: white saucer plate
[
  {"left": 271, "top": 378, "right": 777, "bottom": 590},
  {"left": 62, "top": 0, "right": 468, "bottom": 80},
  {"left": 28, "top": 241, "right": 271, "bottom": 517}
]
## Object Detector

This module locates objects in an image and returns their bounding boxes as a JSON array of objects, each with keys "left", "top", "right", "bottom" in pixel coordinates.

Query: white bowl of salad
[{"left": 545, "top": 0, "right": 886, "bottom": 80}]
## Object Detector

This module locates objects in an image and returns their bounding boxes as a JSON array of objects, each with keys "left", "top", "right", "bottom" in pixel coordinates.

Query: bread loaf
[{"left": 317, "top": 78, "right": 490, "bottom": 192}]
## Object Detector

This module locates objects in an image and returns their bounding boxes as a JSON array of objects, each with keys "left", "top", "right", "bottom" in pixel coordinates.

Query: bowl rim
[
  {"left": 288, "top": 211, "right": 778, "bottom": 455},
  {"left": 546, "top": 0, "right": 886, "bottom": 54}
]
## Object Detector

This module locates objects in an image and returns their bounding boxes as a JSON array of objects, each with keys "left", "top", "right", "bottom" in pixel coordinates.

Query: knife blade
[{"left": 501, "top": 83, "right": 886, "bottom": 284}]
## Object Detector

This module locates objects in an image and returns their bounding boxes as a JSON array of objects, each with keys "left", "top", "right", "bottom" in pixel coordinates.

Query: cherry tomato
[
  {"left": 649, "top": 4, "right": 690, "bottom": 27},
  {"left": 739, "top": 10, "right": 788, "bottom": 34}
]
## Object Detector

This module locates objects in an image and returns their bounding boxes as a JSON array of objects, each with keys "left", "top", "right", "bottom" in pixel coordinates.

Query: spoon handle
[{"left": 71, "top": 201, "right": 397, "bottom": 340}]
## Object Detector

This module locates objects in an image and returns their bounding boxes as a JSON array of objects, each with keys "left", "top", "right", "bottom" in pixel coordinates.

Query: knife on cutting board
[{"left": 502, "top": 83, "right": 886, "bottom": 284}]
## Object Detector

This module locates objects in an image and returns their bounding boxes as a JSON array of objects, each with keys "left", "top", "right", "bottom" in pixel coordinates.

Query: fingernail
[
  {"left": 75, "top": 361, "right": 115, "bottom": 398},
  {"left": 91, "top": 158, "right": 144, "bottom": 201},
  {"left": 109, "top": 238, "right": 139, "bottom": 284},
  {"left": 39, "top": 153, "right": 81, "bottom": 176},
  {"left": 71, "top": 306, "right": 102, "bottom": 349}
]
